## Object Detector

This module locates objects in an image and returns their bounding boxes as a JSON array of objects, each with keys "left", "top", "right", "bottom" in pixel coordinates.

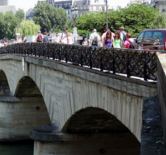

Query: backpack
[
  {"left": 43, "top": 35, "right": 49, "bottom": 43},
  {"left": 122, "top": 32, "right": 126, "bottom": 42},
  {"left": 37, "top": 34, "right": 43, "bottom": 42},
  {"left": 92, "top": 36, "right": 98, "bottom": 46}
]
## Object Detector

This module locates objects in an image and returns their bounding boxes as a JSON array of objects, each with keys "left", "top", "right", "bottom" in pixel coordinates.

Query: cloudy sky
[{"left": 8, "top": 0, "right": 132, "bottom": 11}]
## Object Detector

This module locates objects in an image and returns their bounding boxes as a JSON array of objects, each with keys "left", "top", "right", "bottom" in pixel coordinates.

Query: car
[{"left": 135, "top": 29, "right": 166, "bottom": 51}]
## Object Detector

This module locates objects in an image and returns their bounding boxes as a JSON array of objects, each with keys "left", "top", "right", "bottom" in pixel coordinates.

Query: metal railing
[{"left": 0, "top": 43, "right": 157, "bottom": 81}]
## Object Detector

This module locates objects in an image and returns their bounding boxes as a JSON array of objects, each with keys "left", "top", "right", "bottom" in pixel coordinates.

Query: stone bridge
[{"left": 0, "top": 43, "right": 164, "bottom": 155}]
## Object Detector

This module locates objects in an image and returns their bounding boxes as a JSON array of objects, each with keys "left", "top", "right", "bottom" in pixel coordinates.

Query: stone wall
[
  {"left": 0, "top": 96, "right": 50, "bottom": 141},
  {"left": 0, "top": 54, "right": 157, "bottom": 141},
  {"left": 156, "top": 53, "right": 166, "bottom": 150}
]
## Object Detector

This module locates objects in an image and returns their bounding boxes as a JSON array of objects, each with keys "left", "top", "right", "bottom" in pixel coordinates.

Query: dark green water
[{"left": 0, "top": 141, "right": 33, "bottom": 155}]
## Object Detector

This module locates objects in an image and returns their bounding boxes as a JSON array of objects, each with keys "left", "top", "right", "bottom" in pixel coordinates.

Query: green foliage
[
  {"left": 77, "top": 29, "right": 90, "bottom": 37},
  {"left": 152, "top": 13, "right": 166, "bottom": 28},
  {"left": 16, "top": 20, "right": 40, "bottom": 36},
  {"left": 76, "top": 4, "right": 164, "bottom": 37},
  {"left": 33, "top": 2, "right": 67, "bottom": 32},
  {"left": 0, "top": 12, "right": 18, "bottom": 39},
  {"left": 76, "top": 12, "right": 105, "bottom": 33},
  {"left": 15, "top": 9, "right": 25, "bottom": 21},
  {"left": 117, "top": 4, "right": 158, "bottom": 36}
]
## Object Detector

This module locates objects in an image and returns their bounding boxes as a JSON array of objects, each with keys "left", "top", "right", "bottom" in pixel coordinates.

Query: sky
[{"left": 8, "top": 0, "right": 132, "bottom": 12}]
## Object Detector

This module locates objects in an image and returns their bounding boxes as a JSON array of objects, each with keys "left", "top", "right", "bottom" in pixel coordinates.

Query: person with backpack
[
  {"left": 124, "top": 33, "right": 134, "bottom": 48},
  {"left": 119, "top": 26, "right": 127, "bottom": 42},
  {"left": 36, "top": 31, "right": 43, "bottom": 42},
  {"left": 89, "top": 29, "right": 101, "bottom": 47},
  {"left": 43, "top": 31, "right": 49, "bottom": 43}
]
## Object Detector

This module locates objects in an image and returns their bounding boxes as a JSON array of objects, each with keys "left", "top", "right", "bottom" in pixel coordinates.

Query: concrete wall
[
  {"left": 0, "top": 54, "right": 157, "bottom": 142},
  {"left": 157, "top": 53, "right": 166, "bottom": 147},
  {"left": 0, "top": 96, "right": 50, "bottom": 141},
  {"left": 34, "top": 133, "right": 140, "bottom": 155}
]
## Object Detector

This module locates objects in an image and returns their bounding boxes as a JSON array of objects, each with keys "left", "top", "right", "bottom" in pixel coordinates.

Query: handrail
[{"left": 0, "top": 43, "right": 157, "bottom": 81}]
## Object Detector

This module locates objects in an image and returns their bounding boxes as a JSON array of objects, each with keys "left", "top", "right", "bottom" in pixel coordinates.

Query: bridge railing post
[
  {"left": 112, "top": 49, "right": 115, "bottom": 74},
  {"left": 144, "top": 51, "right": 148, "bottom": 81},
  {"left": 126, "top": 52, "right": 130, "bottom": 78},
  {"left": 100, "top": 53, "right": 103, "bottom": 71},
  {"left": 89, "top": 47, "right": 93, "bottom": 69}
]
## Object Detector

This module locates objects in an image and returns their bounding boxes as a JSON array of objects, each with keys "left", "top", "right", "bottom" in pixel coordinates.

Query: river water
[{"left": 0, "top": 141, "right": 33, "bottom": 155}]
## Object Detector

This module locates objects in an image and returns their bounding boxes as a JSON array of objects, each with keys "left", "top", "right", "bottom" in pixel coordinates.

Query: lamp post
[
  {"left": 72, "top": 6, "right": 78, "bottom": 44},
  {"left": 105, "top": 0, "right": 108, "bottom": 29}
]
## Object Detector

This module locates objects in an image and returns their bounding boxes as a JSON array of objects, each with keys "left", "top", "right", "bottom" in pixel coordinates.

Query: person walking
[
  {"left": 43, "top": 31, "right": 49, "bottom": 43},
  {"left": 124, "top": 33, "right": 134, "bottom": 48},
  {"left": 119, "top": 26, "right": 127, "bottom": 42},
  {"left": 103, "top": 30, "right": 113, "bottom": 48},
  {"left": 89, "top": 29, "right": 101, "bottom": 47},
  {"left": 113, "top": 31, "right": 123, "bottom": 48},
  {"left": 36, "top": 31, "right": 43, "bottom": 42},
  {"left": 101, "top": 28, "right": 114, "bottom": 47}
]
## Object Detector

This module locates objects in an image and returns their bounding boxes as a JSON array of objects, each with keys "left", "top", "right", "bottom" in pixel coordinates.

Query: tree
[
  {"left": 116, "top": 4, "right": 159, "bottom": 36},
  {"left": 153, "top": 13, "right": 166, "bottom": 28},
  {"left": 33, "top": 2, "right": 67, "bottom": 32},
  {"left": 76, "top": 4, "right": 163, "bottom": 37},
  {"left": 16, "top": 20, "right": 40, "bottom": 36},
  {"left": 15, "top": 9, "right": 25, "bottom": 21},
  {"left": 0, "top": 12, "right": 18, "bottom": 39}
]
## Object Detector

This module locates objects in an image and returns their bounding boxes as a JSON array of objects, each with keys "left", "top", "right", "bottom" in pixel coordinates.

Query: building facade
[
  {"left": 0, "top": 5, "right": 15, "bottom": 13},
  {"left": 72, "top": 0, "right": 111, "bottom": 16},
  {"left": 151, "top": 0, "right": 166, "bottom": 12},
  {"left": 0, "top": 0, "right": 8, "bottom": 6},
  {"left": 47, "top": 0, "right": 111, "bottom": 18},
  {"left": 47, "top": 0, "right": 72, "bottom": 18},
  {"left": 88, "top": 0, "right": 106, "bottom": 12},
  {"left": 0, "top": 0, "right": 15, "bottom": 13}
]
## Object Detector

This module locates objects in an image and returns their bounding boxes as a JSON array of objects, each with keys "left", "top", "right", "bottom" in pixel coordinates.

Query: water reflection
[{"left": 0, "top": 141, "right": 33, "bottom": 155}]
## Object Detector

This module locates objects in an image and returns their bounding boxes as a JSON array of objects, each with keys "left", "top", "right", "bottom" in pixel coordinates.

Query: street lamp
[
  {"left": 105, "top": 0, "right": 108, "bottom": 29},
  {"left": 72, "top": 6, "right": 78, "bottom": 44}
]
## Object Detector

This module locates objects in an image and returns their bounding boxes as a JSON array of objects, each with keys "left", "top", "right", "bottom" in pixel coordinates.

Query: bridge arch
[
  {"left": 14, "top": 76, "right": 51, "bottom": 135},
  {"left": 0, "top": 70, "right": 11, "bottom": 96},
  {"left": 63, "top": 107, "right": 131, "bottom": 133},
  {"left": 15, "top": 76, "right": 44, "bottom": 98},
  {"left": 62, "top": 107, "right": 140, "bottom": 155}
]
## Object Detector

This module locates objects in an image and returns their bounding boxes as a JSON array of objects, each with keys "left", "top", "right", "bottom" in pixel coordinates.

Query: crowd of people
[
  {"left": 36, "top": 28, "right": 74, "bottom": 44},
  {"left": 0, "top": 26, "right": 135, "bottom": 49},
  {"left": 82, "top": 27, "right": 135, "bottom": 49}
]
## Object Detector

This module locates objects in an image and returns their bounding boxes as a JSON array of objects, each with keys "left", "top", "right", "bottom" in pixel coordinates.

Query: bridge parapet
[
  {"left": 0, "top": 43, "right": 157, "bottom": 81},
  {"left": 157, "top": 53, "right": 166, "bottom": 148}
]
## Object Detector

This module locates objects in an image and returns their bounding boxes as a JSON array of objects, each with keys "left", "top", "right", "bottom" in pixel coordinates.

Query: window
[
  {"left": 152, "top": 31, "right": 164, "bottom": 44},
  {"left": 143, "top": 31, "right": 153, "bottom": 40},
  {"left": 137, "top": 32, "right": 144, "bottom": 43}
]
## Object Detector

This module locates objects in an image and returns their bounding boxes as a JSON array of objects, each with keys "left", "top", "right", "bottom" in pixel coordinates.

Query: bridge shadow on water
[{"left": 0, "top": 141, "right": 33, "bottom": 155}]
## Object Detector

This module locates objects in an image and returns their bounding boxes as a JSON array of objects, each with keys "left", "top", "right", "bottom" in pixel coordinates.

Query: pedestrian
[
  {"left": 59, "top": 27, "right": 69, "bottom": 44},
  {"left": 124, "top": 33, "right": 134, "bottom": 48},
  {"left": 113, "top": 31, "right": 123, "bottom": 48},
  {"left": 89, "top": 29, "right": 101, "bottom": 47},
  {"left": 103, "top": 30, "right": 113, "bottom": 48},
  {"left": 101, "top": 27, "right": 114, "bottom": 47},
  {"left": 119, "top": 26, "right": 127, "bottom": 42},
  {"left": 82, "top": 37, "right": 89, "bottom": 46},
  {"left": 36, "top": 31, "right": 43, "bottom": 42},
  {"left": 43, "top": 31, "right": 49, "bottom": 43}
]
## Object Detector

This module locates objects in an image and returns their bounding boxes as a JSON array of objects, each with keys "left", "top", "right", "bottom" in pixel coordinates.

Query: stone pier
[
  {"left": 32, "top": 128, "right": 140, "bottom": 155},
  {"left": 0, "top": 96, "right": 50, "bottom": 141}
]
